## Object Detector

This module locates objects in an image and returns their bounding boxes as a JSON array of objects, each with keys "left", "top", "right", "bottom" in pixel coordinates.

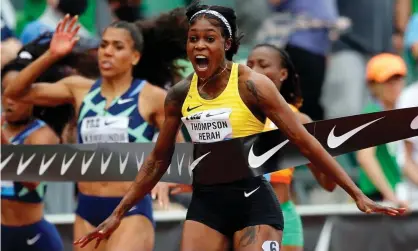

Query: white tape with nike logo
[
  {"left": 411, "top": 115, "right": 418, "bottom": 130},
  {"left": 327, "top": 117, "right": 384, "bottom": 149},
  {"left": 248, "top": 140, "right": 289, "bottom": 168},
  {"left": 188, "top": 152, "right": 211, "bottom": 175}
]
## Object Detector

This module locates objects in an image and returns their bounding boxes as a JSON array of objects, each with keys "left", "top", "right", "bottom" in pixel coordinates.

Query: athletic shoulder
[
  {"left": 60, "top": 75, "right": 95, "bottom": 99},
  {"left": 296, "top": 112, "right": 312, "bottom": 124},
  {"left": 140, "top": 81, "right": 168, "bottom": 121},
  {"left": 61, "top": 75, "right": 94, "bottom": 89},
  {"left": 26, "top": 124, "right": 60, "bottom": 145},
  {"left": 165, "top": 75, "right": 193, "bottom": 108},
  {"left": 238, "top": 63, "right": 277, "bottom": 102},
  {"left": 142, "top": 81, "right": 168, "bottom": 100}
]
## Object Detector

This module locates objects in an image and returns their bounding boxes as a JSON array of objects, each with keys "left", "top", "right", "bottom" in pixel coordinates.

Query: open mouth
[
  {"left": 195, "top": 55, "right": 209, "bottom": 71},
  {"left": 100, "top": 60, "right": 113, "bottom": 70}
]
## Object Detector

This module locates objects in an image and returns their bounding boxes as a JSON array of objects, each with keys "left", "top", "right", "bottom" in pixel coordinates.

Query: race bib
[
  {"left": 1, "top": 181, "right": 15, "bottom": 196},
  {"left": 80, "top": 116, "right": 129, "bottom": 144},
  {"left": 182, "top": 108, "right": 233, "bottom": 143}
]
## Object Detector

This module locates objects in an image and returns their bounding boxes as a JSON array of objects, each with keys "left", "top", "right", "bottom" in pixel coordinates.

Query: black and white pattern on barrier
[{"left": 1, "top": 107, "right": 418, "bottom": 184}]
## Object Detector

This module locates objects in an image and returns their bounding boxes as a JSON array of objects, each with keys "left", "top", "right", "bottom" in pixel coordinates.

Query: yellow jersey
[
  {"left": 264, "top": 104, "right": 298, "bottom": 184},
  {"left": 181, "top": 63, "right": 265, "bottom": 143}
]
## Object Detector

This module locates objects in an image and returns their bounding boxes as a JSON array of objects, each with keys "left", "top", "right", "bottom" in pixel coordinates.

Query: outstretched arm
[
  {"left": 245, "top": 72, "right": 404, "bottom": 215},
  {"left": 296, "top": 112, "right": 336, "bottom": 192},
  {"left": 74, "top": 80, "right": 189, "bottom": 248},
  {"left": 3, "top": 15, "right": 85, "bottom": 107},
  {"left": 113, "top": 83, "right": 186, "bottom": 217}
]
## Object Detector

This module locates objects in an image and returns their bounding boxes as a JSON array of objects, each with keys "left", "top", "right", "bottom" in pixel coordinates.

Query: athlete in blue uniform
[
  {"left": 1, "top": 80, "right": 63, "bottom": 251},
  {"left": 4, "top": 11, "right": 188, "bottom": 251}
]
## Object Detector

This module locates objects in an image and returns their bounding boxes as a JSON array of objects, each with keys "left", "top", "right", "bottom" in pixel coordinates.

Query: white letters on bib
[
  {"left": 182, "top": 108, "right": 233, "bottom": 143},
  {"left": 80, "top": 116, "right": 129, "bottom": 144}
]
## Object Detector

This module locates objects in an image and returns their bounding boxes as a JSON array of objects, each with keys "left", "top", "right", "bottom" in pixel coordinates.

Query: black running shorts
[{"left": 186, "top": 176, "right": 284, "bottom": 239}]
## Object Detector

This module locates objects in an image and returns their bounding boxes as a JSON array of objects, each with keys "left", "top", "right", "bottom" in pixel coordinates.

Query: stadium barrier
[{"left": 48, "top": 202, "right": 418, "bottom": 251}]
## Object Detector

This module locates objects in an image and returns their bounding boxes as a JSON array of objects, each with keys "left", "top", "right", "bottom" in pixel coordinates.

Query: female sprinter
[
  {"left": 0, "top": 32, "right": 99, "bottom": 251},
  {"left": 247, "top": 43, "right": 336, "bottom": 251},
  {"left": 1, "top": 80, "right": 62, "bottom": 251},
  {"left": 4, "top": 9, "right": 188, "bottom": 251},
  {"left": 75, "top": 2, "right": 405, "bottom": 251}
]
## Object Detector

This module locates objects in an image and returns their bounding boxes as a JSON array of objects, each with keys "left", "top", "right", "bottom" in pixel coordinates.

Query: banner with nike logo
[{"left": 1, "top": 107, "right": 417, "bottom": 184}]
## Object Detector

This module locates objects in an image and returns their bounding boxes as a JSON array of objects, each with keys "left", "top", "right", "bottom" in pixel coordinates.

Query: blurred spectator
[
  {"left": 321, "top": 0, "right": 395, "bottom": 119},
  {"left": 393, "top": 0, "right": 416, "bottom": 55},
  {"left": 19, "top": 0, "right": 93, "bottom": 45},
  {"left": 258, "top": 0, "right": 339, "bottom": 121},
  {"left": 1, "top": 38, "right": 22, "bottom": 70},
  {"left": 234, "top": 0, "right": 271, "bottom": 59},
  {"left": 396, "top": 82, "right": 418, "bottom": 203},
  {"left": 108, "top": 0, "right": 143, "bottom": 21},
  {"left": 1, "top": 17, "right": 14, "bottom": 42},
  {"left": 1, "top": 0, "right": 16, "bottom": 41},
  {"left": 1, "top": 0, "right": 21, "bottom": 69},
  {"left": 356, "top": 53, "right": 407, "bottom": 207},
  {"left": 404, "top": 13, "right": 418, "bottom": 85}
]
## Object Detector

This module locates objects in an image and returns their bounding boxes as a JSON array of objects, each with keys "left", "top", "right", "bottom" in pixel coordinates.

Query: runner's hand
[
  {"left": 355, "top": 193, "right": 407, "bottom": 216},
  {"left": 74, "top": 214, "right": 121, "bottom": 249},
  {"left": 151, "top": 182, "right": 171, "bottom": 210},
  {"left": 50, "top": 15, "right": 81, "bottom": 58}
]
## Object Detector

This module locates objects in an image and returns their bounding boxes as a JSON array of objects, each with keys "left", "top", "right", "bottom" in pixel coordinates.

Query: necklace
[{"left": 198, "top": 63, "right": 230, "bottom": 93}]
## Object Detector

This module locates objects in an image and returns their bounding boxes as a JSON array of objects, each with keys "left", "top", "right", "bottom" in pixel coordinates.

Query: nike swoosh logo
[
  {"left": 327, "top": 117, "right": 384, "bottom": 149},
  {"left": 187, "top": 105, "right": 202, "bottom": 112},
  {"left": 81, "top": 153, "right": 96, "bottom": 175},
  {"left": 27, "top": 233, "right": 41, "bottom": 245},
  {"left": 39, "top": 153, "right": 57, "bottom": 175},
  {"left": 61, "top": 153, "right": 78, "bottom": 175},
  {"left": 119, "top": 153, "right": 130, "bottom": 174},
  {"left": 136, "top": 152, "right": 144, "bottom": 171},
  {"left": 248, "top": 140, "right": 289, "bottom": 168},
  {"left": 206, "top": 112, "right": 227, "bottom": 118},
  {"left": 188, "top": 152, "right": 210, "bottom": 176},
  {"left": 244, "top": 186, "right": 260, "bottom": 197},
  {"left": 117, "top": 98, "right": 134, "bottom": 105},
  {"left": 101, "top": 153, "right": 113, "bottom": 174},
  {"left": 17, "top": 154, "right": 36, "bottom": 175},
  {"left": 0, "top": 153, "right": 14, "bottom": 171},
  {"left": 128, "top": 206, "right": 137, "bottom": 212},
  {"left": 104, "top": 120, "right": 118, "bottom": 126},
  {"left": 177, "top": 154, "right": 185, "bottom": 176},
  {"left": 411, "top": 115, "right": 418, "bottom": 130}
]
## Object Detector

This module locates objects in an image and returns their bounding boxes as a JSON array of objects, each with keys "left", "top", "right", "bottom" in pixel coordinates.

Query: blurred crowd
[{"left": 1, "top": 0, "right": 418, "bottom": 214}]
